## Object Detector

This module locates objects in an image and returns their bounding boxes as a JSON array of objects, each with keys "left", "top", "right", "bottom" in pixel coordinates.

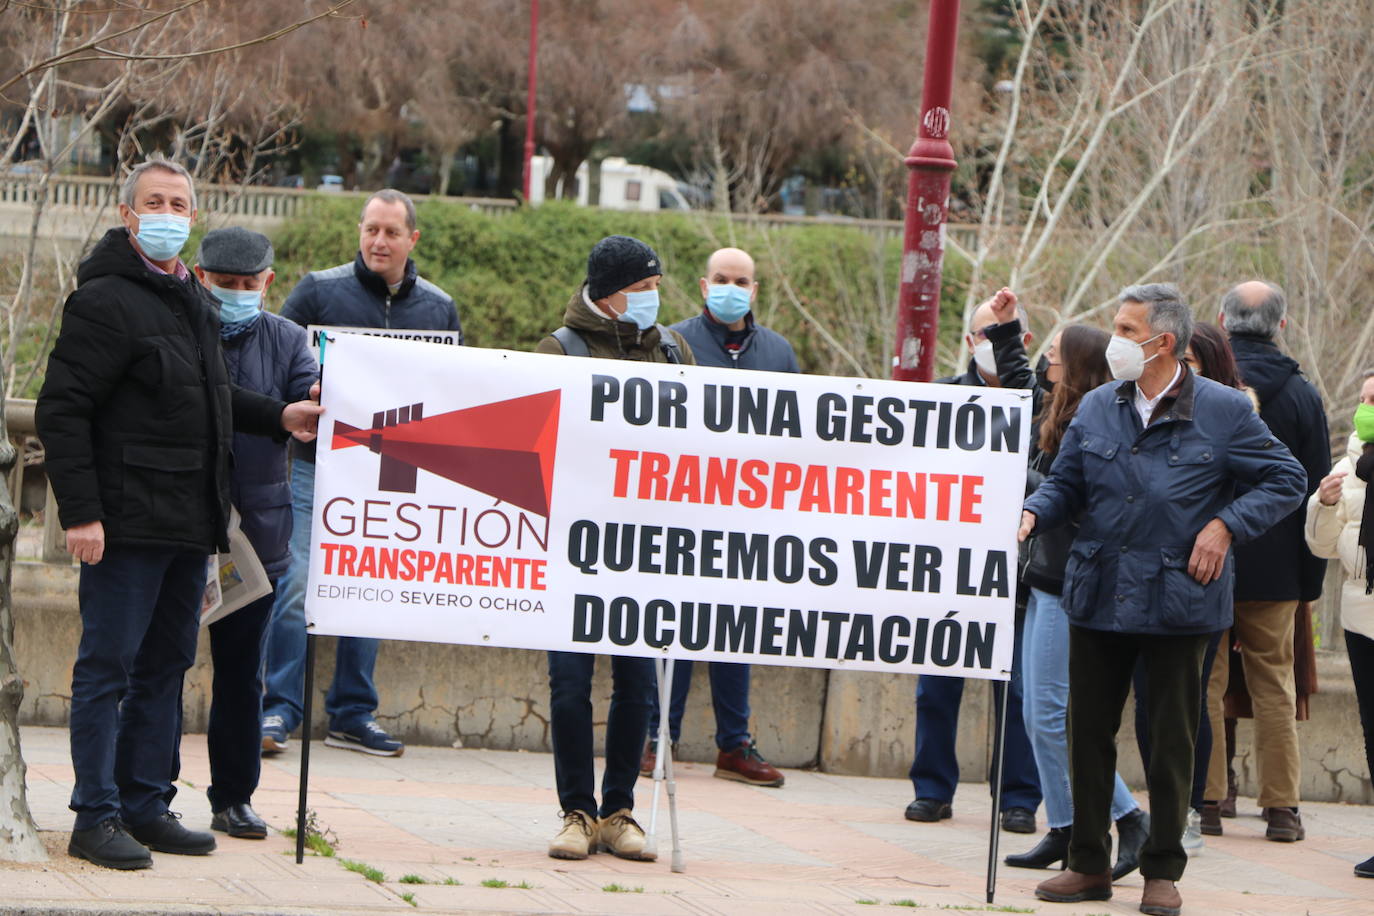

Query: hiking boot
[
  {"left": 548, "top": 810, "right": 597, "bottom": 860},
  {"left": 261, "top": 715, "right": 288, "bottom": 755},
  {"left": 1113, "top": 808, "right": 1150, "bottom": 880},
  {"left": 1035, "top": 869, "right": 1112, "bottom": 903},
  {"left": 68, "top": 818, "right": 152, "bottom": 870},
  {"left": 325, "top": 720, "right": 404, "bottom": 756},
  {"left": 1001, "top": 807, "right": 1037, "bottom": 834},
  {"left": 1005, "top": 827, "right": 1069, "bottom": 870},
  {"left": 1140, "top": 878, "right": 1182, "bottom": 916},
  {"left": 127, "top": 811, "right": 216, "bottom": 855},
  {"left": 904, "top": 798, "right": 953, "bottom": 822},
  {"left": 1181, "top": 808, "right": 1204, "bottom": 856},
  {"left": 1200, "top": 802, "right": 1222, "bottom": 836},
  {"left": 598, "top": 808, "right": 656, "bottom": 861},
  {"left": 714, "top": 739, "right": 784, "bottom": 787},
  {"left": 1265, "top": 806, "right": 1305, "bottom": 842}
]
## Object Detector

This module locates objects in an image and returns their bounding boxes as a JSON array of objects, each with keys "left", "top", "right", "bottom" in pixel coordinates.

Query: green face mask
[{"left": 1355, "top": 403, "right": 1374, "bottom": 443}]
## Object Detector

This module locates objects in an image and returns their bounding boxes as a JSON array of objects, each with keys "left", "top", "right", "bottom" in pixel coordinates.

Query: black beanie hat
[{"left": 586, "top": 235, "right": 662, "bottom": 301}]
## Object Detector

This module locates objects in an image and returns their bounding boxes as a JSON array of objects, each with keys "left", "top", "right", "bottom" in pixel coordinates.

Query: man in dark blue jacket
[
  {"left": 191, "top": 228, "right": 317, "bottom": 838},
  {"left": 260, "top": 189, "right": 461, "bottom": 758},
  {"left": 644, "top": 247, "right": 796, "bottom": 787},
  {"left": 1020, "top": 283, "right": 1305, "bottom": 916}
]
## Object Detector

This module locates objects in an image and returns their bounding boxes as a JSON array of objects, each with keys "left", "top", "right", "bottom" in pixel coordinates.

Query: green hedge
[{"left": 267, "top": 198, "right": 972, "bottom": 378}]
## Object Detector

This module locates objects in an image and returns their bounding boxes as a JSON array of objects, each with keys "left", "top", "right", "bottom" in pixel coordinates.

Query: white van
[{"left": 526, "top": 156, "right": 689, "bottom": 211}]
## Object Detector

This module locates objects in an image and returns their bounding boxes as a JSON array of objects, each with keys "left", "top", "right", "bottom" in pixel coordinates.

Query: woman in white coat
[{"left": 1304, "top": 370, "right": 1374, "bottom": 880}]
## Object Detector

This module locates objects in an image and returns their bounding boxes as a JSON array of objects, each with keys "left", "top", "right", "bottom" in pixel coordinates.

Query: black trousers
[
  {"left": 1068, "top": 625, "right": 1209, "bottom": 881},
  {"left": 206, "top": 584, "right": 277, "bottom": 810},
  {"left": 1346, "top": 629, "right": 1374, "bottom": 779}
]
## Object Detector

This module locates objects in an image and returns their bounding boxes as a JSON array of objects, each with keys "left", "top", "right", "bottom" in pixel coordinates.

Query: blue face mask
[
  {"left": 618, "top": 289, "right": 660, "bottom": 330},
  {"left": 133, "top": 212, "right": 191, "bottom": 261},
  {"left": 211, "top": 286, "right": 263, "bottom": 324},
  {"left": 705, "top": 284, "right": 752, "bottom": 324}
]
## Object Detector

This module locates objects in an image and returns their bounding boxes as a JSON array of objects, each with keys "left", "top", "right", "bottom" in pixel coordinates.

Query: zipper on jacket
[{"left": 385, "top": 293, "right": 392, "bottom": 328}]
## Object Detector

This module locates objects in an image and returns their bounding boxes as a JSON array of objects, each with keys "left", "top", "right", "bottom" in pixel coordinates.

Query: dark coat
[
  {"left": 281, "top": 253, "right": 461, "bottom": 463},
  {"left": 670, "top": 311, "right": 799, "bottom": 372},
  {"left": 222, "top": 312, "right": 318, "bottom": 579},
  {"left": 1230, "top": 333, "right": 1329, "bottom": 602},
  {"left": 535, "top": 287, "right": 696, "bottom": 364},
  {"left": 1023, "top": 369, "right": 1307, "bottom": 635},
  {"left": 37, "top": 228, "right": 285, "bottom": 554}
]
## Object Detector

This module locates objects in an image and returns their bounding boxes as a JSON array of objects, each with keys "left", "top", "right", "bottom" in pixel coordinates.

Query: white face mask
[
  {"left": 1106, "top": 332, "right": 1163, "bottom": 381},
  {"left": 973, "top": 339, "right": 997, "bottom": 377}
]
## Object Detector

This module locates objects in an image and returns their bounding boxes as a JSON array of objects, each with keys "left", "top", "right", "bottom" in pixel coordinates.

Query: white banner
[
  {"left": 306, "top": 324, "right": 460, "bottom": 363},
  {"left": 305, "top": 334, "right": 1030, "bottom": 679}
]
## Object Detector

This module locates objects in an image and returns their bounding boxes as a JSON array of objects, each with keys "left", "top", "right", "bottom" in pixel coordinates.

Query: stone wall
[{"left": 12, "top": 561, "right": 1371, "bottom": 804}]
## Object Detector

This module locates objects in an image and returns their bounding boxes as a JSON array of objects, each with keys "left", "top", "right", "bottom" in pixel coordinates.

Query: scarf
[
  {"left": 1355, "top": 442, "right": 1374, "bottom": 593},
  {"left": 220, "top": 311, "right": 262, "bottom": 342}
]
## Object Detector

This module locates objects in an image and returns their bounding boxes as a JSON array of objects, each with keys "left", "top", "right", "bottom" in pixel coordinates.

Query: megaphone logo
[{"left": 331, "top": 390, "right": 561, "bottom": 517}]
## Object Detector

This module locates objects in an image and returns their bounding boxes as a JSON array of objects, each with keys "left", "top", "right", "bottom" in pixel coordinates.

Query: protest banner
[
  {"left": 305, "top": 334, "right": 1031, "bottom": 680},
  {"left": 305, "top": 324, "right": 461, "bottom": 363}
]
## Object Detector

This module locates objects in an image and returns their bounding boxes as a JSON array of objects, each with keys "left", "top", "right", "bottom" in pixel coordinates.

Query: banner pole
[
  {"left": 294, "top": 632, "right": 318, "bottom": 865},
  {"left": 986, "top": 677, "right": 1009, "bottom": 903}
]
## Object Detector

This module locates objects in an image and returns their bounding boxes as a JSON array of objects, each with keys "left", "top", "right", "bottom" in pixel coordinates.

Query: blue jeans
[
  {"left": 647, "top": 660, "right": 752, "bottom": 750},
  {"left": 1022, "top": 587, "right": 1138, "bottom": 828},
  {"left": 910, "top": 606, "right": 1043, "bottom": 811},
  {"left": 70, "top": 548, "right": 205, "bottom": 830},
  {"left": 547, "top": 651, "right": 654, "bottom": 818},
  {"left": 260, "top": 458, "right": 381, "bottom": 733}
]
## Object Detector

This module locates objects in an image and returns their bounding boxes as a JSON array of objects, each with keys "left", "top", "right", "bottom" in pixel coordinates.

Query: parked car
[{"left": 317, "top": 174, "right": 344, "bottom": 192}]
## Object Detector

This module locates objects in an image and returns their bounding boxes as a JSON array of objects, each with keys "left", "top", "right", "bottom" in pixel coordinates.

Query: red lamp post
[
  {"left": 891, "top": 0, "right": 961, "bottom": 383},
  {"left": 521, "top": 0, "right": 540, "bottom": 202}
]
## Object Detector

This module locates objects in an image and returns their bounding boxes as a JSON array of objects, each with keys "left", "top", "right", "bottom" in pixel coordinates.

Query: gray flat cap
[{"left": 196, "top": 226, "right": 274, "bottom": 275}]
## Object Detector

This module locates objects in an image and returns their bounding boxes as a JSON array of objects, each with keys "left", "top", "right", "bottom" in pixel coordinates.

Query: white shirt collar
[{"left": 1133, "top": 361, "right": 1182, "bottom": 427}]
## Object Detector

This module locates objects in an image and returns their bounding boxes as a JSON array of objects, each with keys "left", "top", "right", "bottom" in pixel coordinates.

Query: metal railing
[{"left": 0, "top": 173, "right": 981, "bottom": 250}]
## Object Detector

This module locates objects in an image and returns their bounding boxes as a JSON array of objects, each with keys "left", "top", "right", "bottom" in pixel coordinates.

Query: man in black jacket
[
  {"left": 36, "top": 159, "right": 322, "bottom": 870},
  {"left": 906, "top": 291, "right": 1043, "bottom": 834},
  {"left": 260, "top": 189, "right": 461, "bottom": 759},
  {"left": 1208, "top": 280, "right": 1329, "bottom": 842}
]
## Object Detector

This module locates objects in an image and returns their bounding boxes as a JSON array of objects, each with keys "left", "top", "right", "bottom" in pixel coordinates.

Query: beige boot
[
  {"left": 598, "top": 809, "right": 657, "bottom": 861},
  {"left": 548, "top": 810, "right": 597, "bottom": 860}
]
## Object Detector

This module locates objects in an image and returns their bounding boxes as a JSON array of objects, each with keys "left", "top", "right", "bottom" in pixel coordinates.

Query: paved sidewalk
[{"left": 5, "top": 725, "right": 1370, "bottom": 915}]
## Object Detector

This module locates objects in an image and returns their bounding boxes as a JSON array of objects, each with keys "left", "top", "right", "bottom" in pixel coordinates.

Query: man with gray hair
[
  {"left": 37, "top": 157, "right": 323, "bottom": 869},
  {"left": 260, "top": 188, "right": 461, "bottom": 758},
  {"left": 1204, "top": 281, "right": 1329, "bottom": 842},
  {"left": 1018, "top": 283, "right": 1306, "bottom": 915}
]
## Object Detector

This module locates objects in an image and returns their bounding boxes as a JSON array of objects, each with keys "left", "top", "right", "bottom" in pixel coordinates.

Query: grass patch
[
  {"left": 399, "top": 874, "right": 427, "bottom": 884},
  {"left": 602, "top": 883, "right": 644, "bottom": 893},
  {"left": 400, "top": 891, "right": 417, "bottom": 907},
  {"left": 282, "top": 810, "right": 338, "bottom": 857},
  {"left": 893, "top": 903, "right": 919, "bottom": 909},
  {"left": 480, "top": 879, "right": 510, "bottom": 888},
  {"left": 442, "top": 877, "right": 461, "bottom": 886},
  {"left": 462, "top": 856, "right": 475, "bottom": 861},
  {"left": 857, "top": 901, "right": 879, "bottom": 906},
  {"left": 339, "top": 858, "right": 385, "bottom": 883}
]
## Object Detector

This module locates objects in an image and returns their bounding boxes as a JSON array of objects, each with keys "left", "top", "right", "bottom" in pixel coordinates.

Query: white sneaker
[{"left": 1182, "top": 808, "right": 1204, "bottom": 856}]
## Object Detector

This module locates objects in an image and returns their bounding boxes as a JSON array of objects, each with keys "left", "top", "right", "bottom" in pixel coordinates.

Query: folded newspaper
[{"left": 201, "top": 509, "right": 272, "bottom": 627}]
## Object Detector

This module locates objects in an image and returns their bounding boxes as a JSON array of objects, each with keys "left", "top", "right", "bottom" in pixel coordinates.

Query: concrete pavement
[{"left": 4, "top": 724, "right": 1371, "bottom": 915}]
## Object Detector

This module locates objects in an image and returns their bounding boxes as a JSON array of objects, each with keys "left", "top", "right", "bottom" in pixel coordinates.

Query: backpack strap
[
  {"left": 656, "top": 324, "right": 683, "bottom": 364},
  {"left": 552, "top": 326, "right": 590, "bottom": 357}
]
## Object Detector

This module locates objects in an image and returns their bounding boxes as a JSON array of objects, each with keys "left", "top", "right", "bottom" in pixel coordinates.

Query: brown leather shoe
[
  {"left": 1139, "top": 878, "right": 1182, "bottom": 916},
  {"left": 714, "top": 740, "right": 784, "bottom": 787},
  {"left": 1199, "top": 802, "right": 1222, "bottom": 836},
  {"left": 1035, "top": 869, "right": 1112, "bottom": 903},
  {"left": 1265, "top": 807, "right": 1305, "bottom": 842}
]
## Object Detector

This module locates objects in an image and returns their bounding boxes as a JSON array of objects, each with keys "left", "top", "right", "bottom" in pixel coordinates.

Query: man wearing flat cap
[
  {"left": 190, "top": 227, "right": 317, "bottom": 840},
  {"left": 36, "top": 158, "right": 323, "bottom": 870}
]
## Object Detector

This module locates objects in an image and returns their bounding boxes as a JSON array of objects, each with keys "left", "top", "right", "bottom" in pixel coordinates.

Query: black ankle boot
[
  {"left": 1112, "top": 808, "right": 1150, "bottom": 880},
  {"left": 1005, "top": 826, "right": 1070, "bottom": 869}
]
